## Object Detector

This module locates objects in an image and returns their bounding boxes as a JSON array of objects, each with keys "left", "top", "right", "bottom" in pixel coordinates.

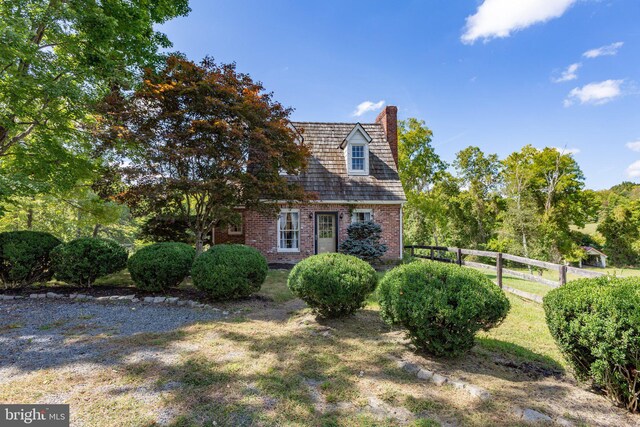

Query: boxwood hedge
[
  {"left": 378, "top": 261, "right": 510, "bottom": 357},
  {"left": 51, "top": 238, "right": 128, "bottom": 287},
  {"left": 191, "top": 244, "right": 267, "bottom": 299},
  {"left": 287, "top": 253, "right": 378, "bottom": 318},
  {"left": 128, "top": 242, "right": 195, "bottom": 291},
  {"left": 0, "top": 231, "right": 62, "bottom": 288},
  {"left": 544, "top": 277, "right": 640, "bottom": 412}
]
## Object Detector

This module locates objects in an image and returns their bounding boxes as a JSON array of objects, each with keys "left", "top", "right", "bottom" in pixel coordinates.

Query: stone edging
[
  {"left": 396, "top": 358, "right": 575, "bottom": 426},
  {"left": 395, "top": 358, "right": 492, "bottom": 401},
  {"left": 0, "top": 292, "right": 232, "bottom": 315}
]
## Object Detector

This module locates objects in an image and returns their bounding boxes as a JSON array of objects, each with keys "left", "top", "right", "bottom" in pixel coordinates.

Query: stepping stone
[
  {"left": 417, "top": 369, "right": 434, "bottom": 380},
  {"left": 431, "top": 373, "right": 448, "bottom": 386}
]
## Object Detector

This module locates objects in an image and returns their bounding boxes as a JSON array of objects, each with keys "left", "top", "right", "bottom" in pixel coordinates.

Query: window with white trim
[
  {"left": 351, "top": 144, "right": 365, "bottom": 171},
  {"left": 344, "top": 124, "right": 371, "bottom": 176},
  {"left": 277, "top": 209, "right": 300, "bottom": 252},
  {"left": 351, "top": 209, "right": 373, "bottom": 224},
  {"left": 228, "top": 222, "right": 242, "bottom": 235}
]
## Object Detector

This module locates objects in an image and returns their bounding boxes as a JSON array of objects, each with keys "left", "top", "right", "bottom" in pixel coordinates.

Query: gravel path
[{"left": 0, "top": 299, "right": 224, "bottom": 375}]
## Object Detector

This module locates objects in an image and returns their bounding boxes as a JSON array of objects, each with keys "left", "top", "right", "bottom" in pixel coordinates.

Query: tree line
[
  {"left": 399, "top": 118, "right": 640, "bottom": 266},
  {"left": 1, "top": 1, "right": 637, "bottom": 266},
  {"left": 1, "top": 1, "right": 308, "bottom": 255}
]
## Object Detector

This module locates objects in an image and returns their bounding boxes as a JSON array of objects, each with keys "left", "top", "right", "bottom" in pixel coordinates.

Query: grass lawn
[{"left": 1, "top": 269, "right": 636, "bottom": 426}]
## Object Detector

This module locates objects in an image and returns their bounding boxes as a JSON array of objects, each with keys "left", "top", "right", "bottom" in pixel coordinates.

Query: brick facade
[
  {"left": 225, "top": 203, "right": 403, "bottom": 264},
  {"left": 213, "top": 105, "right": 406, "bottom": 264}
]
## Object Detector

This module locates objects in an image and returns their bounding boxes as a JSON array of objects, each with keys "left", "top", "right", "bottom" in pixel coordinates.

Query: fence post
[
  {"left": 410, "top": 246, "right": 414, "bottom": 257},
  {"left": 496, "top": 252, "right": 503, "bottom": 289},
  {"left": 430, "top": 247, "right": 434, "bottom": 260},
  {"left": 559, "top": 264, "right": 567, "bottom": 286},
  {"left": 457, "top": 248, "right": 462, "bottom": 266}
]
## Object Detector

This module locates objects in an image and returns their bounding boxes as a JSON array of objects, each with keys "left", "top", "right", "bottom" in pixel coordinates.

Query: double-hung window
[
  {"left": 277, "top": 209, "right": 300, "bottom": 252},
  {"left": 351, "top": 144, "right": 365, "bottom": 172},
  {"left": 343, "top": 124, "right": 371, "bottom": 175},
  {"left": 351, "top": 209, "right": 373, "bottom": 224},
  {"left": 228, "top": 223, "right": 242, "bottom": 235}
]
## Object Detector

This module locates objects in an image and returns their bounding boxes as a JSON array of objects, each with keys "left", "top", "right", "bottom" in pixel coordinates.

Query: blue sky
[{"left": 159, "top": 0, "right": 640, "bottom": 190}]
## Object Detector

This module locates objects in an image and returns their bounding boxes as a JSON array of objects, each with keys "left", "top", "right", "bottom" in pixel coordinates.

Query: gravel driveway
[{"left": 0, "top": 299, "right": 225, "bottom": 376}]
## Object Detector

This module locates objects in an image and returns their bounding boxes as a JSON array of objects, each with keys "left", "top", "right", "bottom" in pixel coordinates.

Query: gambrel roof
[{"left": 288, "top": 122, "right": 406, "bottom": 202}]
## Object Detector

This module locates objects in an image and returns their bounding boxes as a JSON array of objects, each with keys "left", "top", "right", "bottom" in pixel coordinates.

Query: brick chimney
[{"left": 375, "top": 105, "right": 398, "bottom": 167}]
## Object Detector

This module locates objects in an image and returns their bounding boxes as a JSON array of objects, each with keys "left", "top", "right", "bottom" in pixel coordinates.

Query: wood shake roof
[{"left": 290, "top": 122, "right": 406, "bottom": 202}]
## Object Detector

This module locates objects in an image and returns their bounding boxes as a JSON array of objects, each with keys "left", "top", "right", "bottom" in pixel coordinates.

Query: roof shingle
[{"left": 290, "top": 122, "right": 406, "bottom": 202}]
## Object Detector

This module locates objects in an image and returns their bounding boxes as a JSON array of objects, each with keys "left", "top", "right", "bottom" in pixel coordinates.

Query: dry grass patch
[{"left": 1, "top": 270, "right": 639, "bottom": 426}]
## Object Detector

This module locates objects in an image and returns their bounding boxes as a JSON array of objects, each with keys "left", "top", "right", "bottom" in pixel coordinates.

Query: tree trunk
[
  {"left": 26, "top": 208, "right": 34, "bottom": 229},
  {"left": 195, "top": 230, "right": 204, "bottom": 256},
  {"left": 76, "top": 208, "right": 82, "bottom": 238},
  {"left": 92, "top": 224, "right": 100, "bottom": 238}
]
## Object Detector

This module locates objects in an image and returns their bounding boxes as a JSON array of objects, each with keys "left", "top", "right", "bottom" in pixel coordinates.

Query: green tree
[
  {"left": 0, "top": 189, "right": 136, "bottom": 245},
  {"left": 397, "top": 119, "right": 448, "bottom": 245},
  {"left": 0, "top": 0, "right": 190, "bottom": 201},
  {"left": 598, "top": 201, "right": 640, "bottom": 266},
  {"left": 96, "top": 56, "right": 311, "bottom": 254},
  {"left": 452, "top": 146, "right": 503, "bottom": 248},
  {"left": 498, "top": 146, "right": 596, "bottom": 262},
  {"left": 498, "top": 146, "right": 541, "bottom": 259}
]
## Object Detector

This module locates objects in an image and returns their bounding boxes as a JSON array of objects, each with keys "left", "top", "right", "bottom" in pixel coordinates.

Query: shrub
[
  {"left": 51, "top": 238, "right": 128, "bottom": 286},
  {"left": 0, "top": 231, "right": 62, "bottom": 288},
  {"left": 287, "top": 253, "right": 378, "bottom": 318},
  {"left": 128, "top": 242, "right": 196, "bottom": 291},
  {"left": 339, "top": 221, "right": 388, "bottom": 262},
  {"left": 378, "top": 261, "right": 510, "bottom": 357},
  {"left": 191, "top": 244, "right": 267, "bottom": 299},
  {"left": 544, "top": 277, "right": 640, "bottom": 412}
]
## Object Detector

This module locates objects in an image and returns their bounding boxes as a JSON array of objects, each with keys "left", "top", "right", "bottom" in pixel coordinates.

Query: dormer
[{"left": 340, "top": 123, "right": 371, "bottom": 176}]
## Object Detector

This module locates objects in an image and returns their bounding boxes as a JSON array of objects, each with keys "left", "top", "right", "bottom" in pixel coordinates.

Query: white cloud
[
  {"left": 626, "top": 160, "right": 640, "bottom": 178},
  {"left": 551, "top": 146, "right": 580, "bottom": 155},
  {"left": 352, "top": 100, "right": 385, "bottom": 117},
  {"left": 461, "top": 0, "right": 576, "bottom": 44},
  {"left": 626, "top": 140, "right": 640, "bottom": 152},
  {"left": 583, "top": 41, "right": 624, "bottom": 58},
  {"left": 564, "top": 79, "right": 624, "bottom": 106},
  {"left": 552, "top": 62, "right": 581, "bottom": 83}
]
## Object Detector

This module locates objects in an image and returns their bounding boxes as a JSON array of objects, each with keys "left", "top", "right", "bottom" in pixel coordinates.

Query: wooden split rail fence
[{"left": 404, "top": 245, "right": 606, "bottom": 301}]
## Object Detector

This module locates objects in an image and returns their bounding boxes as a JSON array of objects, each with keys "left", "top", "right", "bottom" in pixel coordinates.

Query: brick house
[{"left": 213, "top": 105, "right": 407, "bottom": 263}]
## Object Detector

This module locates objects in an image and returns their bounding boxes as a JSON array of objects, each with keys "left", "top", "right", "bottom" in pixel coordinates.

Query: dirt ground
[{"left": 0, "top": 293, "right": 637, "bottom": 427}]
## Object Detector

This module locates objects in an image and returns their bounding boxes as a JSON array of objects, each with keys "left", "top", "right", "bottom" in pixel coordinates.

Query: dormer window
[
  {"left": 341, "top": 123, "right": 371, "bottom": 176},
  {"left": 351, "top": 145, "right": 365, "bottom": 171}
]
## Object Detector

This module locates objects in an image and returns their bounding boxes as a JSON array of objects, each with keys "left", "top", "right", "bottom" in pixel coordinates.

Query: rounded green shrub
[
  {"left": 128, "top": 242, "right": 196, "bottom": 291},
  {"left": 378, "top": 261, "right": 510, "bottom": 357},
  {"left": 0, "top": 231, "right": 62, "bottom": 288},
  {"left": 191, "top": 244, "right": 267, "bottom": 299},
  {"left": 544, "top": 277, "right": 640, "bottom": 412},
  {"left": 287, "top": 253, "right": 378, "bottom": 318},
  {"left": 51, "top": 237, "right": 128, "bottom": 287}
]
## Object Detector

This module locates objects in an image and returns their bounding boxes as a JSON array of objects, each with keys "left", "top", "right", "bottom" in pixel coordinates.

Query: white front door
[{"left": 316, "top": 214, "right": 337, "bottom": 254}]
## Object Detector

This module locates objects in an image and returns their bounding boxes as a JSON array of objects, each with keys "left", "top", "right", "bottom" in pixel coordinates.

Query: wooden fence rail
[{"left": 404, "top": 245, "right": 606, "bottom": 289}]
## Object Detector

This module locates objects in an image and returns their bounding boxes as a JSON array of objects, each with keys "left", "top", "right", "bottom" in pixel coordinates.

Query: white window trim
[
  {"left": 347, "top": 142, "right": 369, "bottom": 175},
  {"left": 351, "top": 208, "right": 373, "bottom": 224},
  {"left": 228, "top": 222, "right": 243, "bottom": 235},
  {"left": 277, "top": 208, "right": 300, "bottom": 253},
  {"left": 342, "top": 124, "right": 371, "bottom": 176}
]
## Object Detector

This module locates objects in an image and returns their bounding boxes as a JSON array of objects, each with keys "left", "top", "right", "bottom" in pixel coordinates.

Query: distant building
[{"left": 579, "top": 246, "right": 607, "bottom": 268}]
